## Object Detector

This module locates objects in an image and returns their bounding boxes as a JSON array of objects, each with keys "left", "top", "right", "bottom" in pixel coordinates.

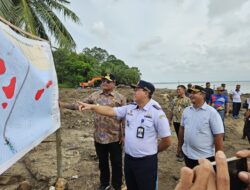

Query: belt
[{"left": 125, "top": 153, "right": 157, "bottom": 160}]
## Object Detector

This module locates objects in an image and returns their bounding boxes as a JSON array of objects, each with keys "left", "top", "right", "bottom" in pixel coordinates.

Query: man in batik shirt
[
  {"left": 169, "top": 85, "right": 191, "bottom": 161},
  {"left": 60, "top": 74, "right": 126, "bottom": 190}
]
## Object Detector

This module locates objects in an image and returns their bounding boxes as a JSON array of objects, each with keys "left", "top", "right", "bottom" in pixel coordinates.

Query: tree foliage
[
  {"left": 53, "top": 47, "right": 141, "bottom": 87},
  {"left": 0, "top": 0, "right": 79, "bottom": 49}
]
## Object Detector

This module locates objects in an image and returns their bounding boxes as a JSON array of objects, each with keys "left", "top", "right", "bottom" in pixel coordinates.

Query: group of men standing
[
  {"left": 170, "top": 84, "right": 224, "bottom": 168},
  {"left": 61, "top": 74, "right": 245, "bottom": 190},
  {"left": 61, "top": 74, "right": 172, "bottom": 190}
]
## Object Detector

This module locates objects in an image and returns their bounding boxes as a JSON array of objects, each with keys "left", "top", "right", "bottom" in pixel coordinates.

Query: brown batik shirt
[
  {"left": 84, "top": 90, "right": 126, "bottom": 144},
  {"left": 170, "top": 96, "right": 191, "bottom": 123}
]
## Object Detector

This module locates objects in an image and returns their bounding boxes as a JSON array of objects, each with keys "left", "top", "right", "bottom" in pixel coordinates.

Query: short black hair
[{"left": 177, "top": 85, "right": 186, "bottom": 90}]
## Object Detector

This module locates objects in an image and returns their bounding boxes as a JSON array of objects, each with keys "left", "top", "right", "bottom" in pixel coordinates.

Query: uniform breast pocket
[{"left": 143, "top": 119, "right": 153, "bottom": 129}]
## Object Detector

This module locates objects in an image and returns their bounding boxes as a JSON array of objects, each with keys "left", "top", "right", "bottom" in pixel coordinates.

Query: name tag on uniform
[{"left": 136, "top": 127, "right": 144, "bottom": 138}]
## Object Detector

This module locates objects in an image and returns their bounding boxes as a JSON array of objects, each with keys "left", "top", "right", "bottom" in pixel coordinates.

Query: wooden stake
[{"left": 56, "top": 128, "right": 62, "bottom": 177}]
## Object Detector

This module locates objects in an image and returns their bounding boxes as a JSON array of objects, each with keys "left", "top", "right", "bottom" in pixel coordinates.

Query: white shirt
[
  {"left": 114, "top": 99, "right": 171, "bottom": 157},
  {"left": 231, "top": 89, "right": 242, "bottom": 103}
]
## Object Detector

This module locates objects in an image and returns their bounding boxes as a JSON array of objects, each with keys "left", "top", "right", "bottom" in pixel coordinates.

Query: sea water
[{"left": 154, "top": 81, "right": 250, "bottom": 93}]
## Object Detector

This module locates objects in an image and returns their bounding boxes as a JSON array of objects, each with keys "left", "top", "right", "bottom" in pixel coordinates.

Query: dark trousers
[
  {"left": 95, "top": 141, "right": 122, "bottom": 189},
  {"left": 173, "top": 122, "right": 180, "bottom": 137},
  {"left": 232, "top": 102, "right": 241, "bottom": 117},
  {"left": 124, "top": 154, "right": 157, "bottom": 190},
  {"left": 183, "top": 153, "right": 215, "bottom": 169},
  {"left": 243, "top": 117, "right": 250, "bottom": 143}
]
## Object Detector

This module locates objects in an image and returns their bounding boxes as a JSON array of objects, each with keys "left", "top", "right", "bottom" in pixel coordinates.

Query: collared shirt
[
  {"left": 114, "top": 99, "right": 171, "bottom": 158},
  {"left": 84, "top": 90, "right": 126, "bottom": 144},
  {"left": 181, "top": 102, "right": 224, "bottom": 160},
  {"left": 210, "top": 94, "right": 228, "bottom": 111},
  {"left": 231, "top": 89, "right": 242, "bottom": 103},
  {"left": 170, "top": 96, "right": 191, "bottom": 123}
]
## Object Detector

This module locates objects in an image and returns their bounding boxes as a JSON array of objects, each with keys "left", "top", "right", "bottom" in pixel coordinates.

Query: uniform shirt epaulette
[{"left": 153, "top": 105, "right": 161, "bottom": 110}]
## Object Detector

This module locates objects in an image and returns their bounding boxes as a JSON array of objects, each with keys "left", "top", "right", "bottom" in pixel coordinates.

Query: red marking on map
[
  {"left": 2, "top": 102, "right": 8, "bottom": 109},
  {"left": 35, "top": 89, "right": 45, "bottom": 100},
  {"left": 2, "top": 77, "right": 16, "bottom": 99},
  {"left": 46, "top": 80, "right": 53, "bottom": 88},
  {"left": 0, "top": 58, "right": 6, "bottom": 75}
]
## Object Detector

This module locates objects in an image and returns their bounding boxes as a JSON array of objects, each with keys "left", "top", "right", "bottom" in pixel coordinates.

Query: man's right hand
[{"left": 77, "top": 101, "right": 94, "bottom": 111}]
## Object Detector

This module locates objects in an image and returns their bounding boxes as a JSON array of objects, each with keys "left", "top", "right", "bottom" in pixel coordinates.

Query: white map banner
[{"left": 0, "top": 21, "right": 60, "bottom": 174}]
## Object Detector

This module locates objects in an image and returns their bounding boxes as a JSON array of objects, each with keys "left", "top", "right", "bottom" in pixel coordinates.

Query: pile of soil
[{"left": 0, "top": 87, "right": 249, "bottom": 190}]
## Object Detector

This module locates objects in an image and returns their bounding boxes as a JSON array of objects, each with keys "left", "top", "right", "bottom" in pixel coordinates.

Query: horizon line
[{"left": 153, "top": 80, "right": 250, "bottom": 84}]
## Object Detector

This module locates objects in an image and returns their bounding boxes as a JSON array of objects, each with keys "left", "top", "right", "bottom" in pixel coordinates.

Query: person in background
[
  {"left": 169, "top": 85, "right": 191, "bottom": 162},
  {"left": 205, "top": 82, "right": 214, "bottom": 104},
  {"left": 221, "top": 83, "right": 229, "bottom": 98},
  {"left": 60, "top": 74, "right": 126, "bottom": 190},
  {"left": 210, "top": 86, "right": 229, "bottom": 140},
  {"left": 177, "top": 85, "right": 224, "bottom": 169},
  {"left": 230, "top": 84, "right": 243, "bottom": 119},
  {"left": 175, "top": 149, "right": 250, "bottom": 190},
  {"left": 242, "top": 99, "right": 250, "bottom": 142},
  {"left": 78, "top": 80, "right": 172, "bottom": 190},
  {"left": 186, "top": 83, "right": 192, "bottom": 97}
]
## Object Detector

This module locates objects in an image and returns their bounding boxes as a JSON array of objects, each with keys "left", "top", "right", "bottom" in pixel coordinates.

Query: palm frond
[
  {"left": 44, "top": 0, "right": 80, "bottom": 23},
  {"left": 0, "top": 0, "right": 16, "bottom": 21},
  {"left": 29, "top": 6, "right": 49, "bottom": 40},
  {"left": 34, "top": 1, "right": 76, "bottom": 49},
  {"left": 19, "top": 0, "right": 37, "bottom": 34}
]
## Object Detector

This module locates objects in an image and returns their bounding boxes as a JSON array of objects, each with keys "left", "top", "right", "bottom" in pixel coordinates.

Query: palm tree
[
  {"left": 0, "top": 0, "right": 80, "bottom": 49},
  {"left": 0, "top": 0, "right": 16, "bottom": 20}
]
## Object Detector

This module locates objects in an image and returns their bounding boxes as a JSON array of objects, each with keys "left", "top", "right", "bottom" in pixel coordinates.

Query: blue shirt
[
  {"left": 210, "top": 94, "right": 228, "bottom": 111},
  {"left": 181, "top": 103, "right": 224, "bottom": 159},
  {"left": 114, "top": 99, "right": 171, "bottom": 157}
]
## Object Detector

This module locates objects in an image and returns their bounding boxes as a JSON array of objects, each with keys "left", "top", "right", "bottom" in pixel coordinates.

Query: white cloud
[
  {"left": 63, "top": 0, "right": 250, "bottom": 82},
  {"left": 137, "top": 36, "right": 163, "bottom": 52},
  {"left": 91, "top": 21, "right": 109, "bottom": 38}
]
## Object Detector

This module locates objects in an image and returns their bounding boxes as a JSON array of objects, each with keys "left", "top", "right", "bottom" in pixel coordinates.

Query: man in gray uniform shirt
[
  {"left": 78, "top": 80, "right": 172, "bottom": 190},
  {"left": 177, "top": 85, "right": 224, "bottom": 169}
]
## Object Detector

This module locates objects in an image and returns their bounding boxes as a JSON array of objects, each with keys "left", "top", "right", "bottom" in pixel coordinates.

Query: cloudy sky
[{"left": 63, "top": 0, "right": 250, "bottom": 83}]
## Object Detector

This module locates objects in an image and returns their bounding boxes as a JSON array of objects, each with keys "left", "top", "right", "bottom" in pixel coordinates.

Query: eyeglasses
[{"left": 101, "top": 79, "right": 112, "bottom": 84}]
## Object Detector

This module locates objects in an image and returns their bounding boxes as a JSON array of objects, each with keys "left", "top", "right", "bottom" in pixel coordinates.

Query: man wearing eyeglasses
[
  {"left": 210, "top": 86, "right": 229, "bottom": 137},
  {"left": 77, "top": 80, "right": 172, "bottom": 190},
  {"left": 60, "top": 74, "right": 126, "bottom": 190},
  {"left": 177, "top": 85, "right": 224, "bottom": 169}
]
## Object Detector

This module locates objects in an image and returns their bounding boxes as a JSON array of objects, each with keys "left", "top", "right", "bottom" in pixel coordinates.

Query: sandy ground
[{"left": 0, "top": 87, "right": 249, "bottom": 190}]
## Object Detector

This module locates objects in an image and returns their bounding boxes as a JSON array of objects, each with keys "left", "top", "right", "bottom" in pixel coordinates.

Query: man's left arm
[
  {"left": 210, "top": 110, "right": 224, "bottom": 152},
  {"left": 158, "top": 136, "right": 171, "bottom": 153},
  {"left": 214, "top": 134, "right": 224, "bottom": 152},
  {"left": 156, "top": 111, "right": 172, "bottom": 153}
]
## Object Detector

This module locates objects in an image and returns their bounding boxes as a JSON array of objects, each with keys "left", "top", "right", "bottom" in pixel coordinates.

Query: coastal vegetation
[{"left": 53, "top": 47, "right": 141, "bottom": 87}]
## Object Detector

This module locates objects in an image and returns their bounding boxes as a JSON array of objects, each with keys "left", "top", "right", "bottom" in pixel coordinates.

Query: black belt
[{"left": 125, "top": 153, "right": 157, "bottom": 160}]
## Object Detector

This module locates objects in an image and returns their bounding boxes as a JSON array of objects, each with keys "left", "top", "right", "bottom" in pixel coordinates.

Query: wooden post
[{"left": 56, "top": 128, "right": 62, "bottom": 177}]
